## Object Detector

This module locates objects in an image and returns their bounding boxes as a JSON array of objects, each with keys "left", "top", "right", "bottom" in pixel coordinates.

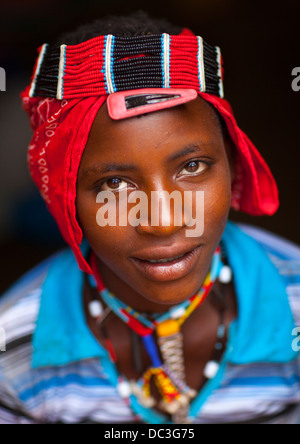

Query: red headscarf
[{"left": 21, "top": 30, "right": 279, "bottom": 274}]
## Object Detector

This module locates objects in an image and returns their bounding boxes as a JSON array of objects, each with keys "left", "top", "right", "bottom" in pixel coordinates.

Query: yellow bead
[
  {"left": 156, "top": 319, "right": 180, "bottom": 337},
  {"left": 203, "top": 272, "right": 211, "bottom": 287}
]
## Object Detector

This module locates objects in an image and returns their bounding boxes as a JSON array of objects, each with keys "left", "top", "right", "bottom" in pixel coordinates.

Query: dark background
[{"left": 0, "top": 0, "right": 299, "bottom": 294}]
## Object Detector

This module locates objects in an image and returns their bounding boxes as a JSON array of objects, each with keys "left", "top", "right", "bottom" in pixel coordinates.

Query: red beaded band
[{"left": 28, "top": 34, "right": 224, "bottom": 100}]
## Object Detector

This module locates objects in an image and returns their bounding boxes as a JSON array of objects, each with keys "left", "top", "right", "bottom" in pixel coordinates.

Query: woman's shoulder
[
  {"left": 0, "top": 249, "right": 72, "bottom": 353},
  {"left": 235, "top": 222, "right": 300, "bottom": 284},
  {"left": 236, "top": 222, "right": 300, "bottom": 261},
  {"left": 234, "top": 222, "right": 300, "bottom": 326}
]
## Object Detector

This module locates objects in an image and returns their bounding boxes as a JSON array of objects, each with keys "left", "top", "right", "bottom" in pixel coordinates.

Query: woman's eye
[
  {"left": 180, "top": 160, "right": 206, "bottom": 176},
  {"left": 100, "top": 178, "right": 129, "bottom": 191}
]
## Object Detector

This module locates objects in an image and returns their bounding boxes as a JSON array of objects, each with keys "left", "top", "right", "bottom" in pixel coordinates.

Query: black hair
[{"left": 57, "top": 10, "right": 182, "bottom": 45}]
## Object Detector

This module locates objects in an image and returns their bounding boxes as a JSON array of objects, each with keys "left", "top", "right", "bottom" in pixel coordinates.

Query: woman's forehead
[{"left": 84, "top": 96, "right": 224, "bottom": 158}]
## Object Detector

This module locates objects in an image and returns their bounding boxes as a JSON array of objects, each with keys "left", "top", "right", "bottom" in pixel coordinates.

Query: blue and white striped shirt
[{"left": 0, "top": 221, "right": 300, "bottom": 424}]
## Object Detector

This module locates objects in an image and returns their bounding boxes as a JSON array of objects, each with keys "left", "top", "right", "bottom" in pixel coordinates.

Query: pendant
[{"left": 156, "top": 320, "right": 196, "bottom": 423}]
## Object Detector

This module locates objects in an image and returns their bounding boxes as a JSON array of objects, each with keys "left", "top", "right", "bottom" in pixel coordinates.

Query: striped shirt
[{"left": 0, "top": 221, "right": 300, "bottom": 424}]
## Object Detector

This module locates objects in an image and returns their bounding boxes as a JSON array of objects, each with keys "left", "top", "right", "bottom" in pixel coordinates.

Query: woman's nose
[{"left": 135, "top": 188, "right": 186, "bottom": 237}]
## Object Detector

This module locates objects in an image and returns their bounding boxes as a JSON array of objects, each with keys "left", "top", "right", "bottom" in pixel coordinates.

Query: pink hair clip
[{"left": 106, "top": 88, "right": 197, "bottom": 120}]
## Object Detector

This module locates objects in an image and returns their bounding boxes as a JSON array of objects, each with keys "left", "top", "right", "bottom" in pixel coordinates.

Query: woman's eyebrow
[
  {"left": 81, "top": 162, "right": 138, "bottom": 177},
  {"left": 168, "top": 143, "right": 205, "bottom": 162}
]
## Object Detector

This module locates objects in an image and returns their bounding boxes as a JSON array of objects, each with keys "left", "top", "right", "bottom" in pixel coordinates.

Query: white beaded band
[
  {"left": 216, "top": 46, "right": 224, "bottom": 98},
  {"left": 105, "top": 34, "right": 115, "bottom": 95},
  {"left": 197, "top": 36, "right": 206, "bottom": 92},
  {"left": 57, "top": 44, "right": 66, "bottom": 100},
  {"left": 162, "top": 33, "right": 171, "bottom": 88},
  {"left": 29, "top": 43, "right": 48, "bottom": 98}
]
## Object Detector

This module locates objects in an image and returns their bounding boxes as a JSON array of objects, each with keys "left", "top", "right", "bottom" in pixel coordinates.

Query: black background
[{"left": 0, "top": 0, "right": 299, "bottom": 294}]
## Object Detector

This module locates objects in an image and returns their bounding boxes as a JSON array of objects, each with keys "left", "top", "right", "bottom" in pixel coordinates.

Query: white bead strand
[{"left": 218, "top": 265, "right": 232, "bottom": 284}]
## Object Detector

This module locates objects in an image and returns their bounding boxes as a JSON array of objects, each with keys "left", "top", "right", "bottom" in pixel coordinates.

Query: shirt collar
[
  {"left": 32, "top": 242, "right": 107, "bottom": 368},
  {"left": 32, "top": 222, "right": 298, "bottom": 369},
  {"left": 222, "top": 222, "right": 297, "bottom": 364}
]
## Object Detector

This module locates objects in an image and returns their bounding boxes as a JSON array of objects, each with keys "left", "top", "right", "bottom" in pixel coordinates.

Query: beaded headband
[{"left": 28, "top": 34, "right": 224, "bottom": 100}]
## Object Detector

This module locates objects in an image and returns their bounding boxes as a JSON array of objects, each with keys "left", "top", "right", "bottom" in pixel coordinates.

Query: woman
[{"left": 0, "top": 11, "right": 299, "bottom": 424}]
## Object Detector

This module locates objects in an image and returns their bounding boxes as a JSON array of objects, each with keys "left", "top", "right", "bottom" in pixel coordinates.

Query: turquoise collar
[{"left": 32, "top": 221, "right": 298, "bottom": 368}]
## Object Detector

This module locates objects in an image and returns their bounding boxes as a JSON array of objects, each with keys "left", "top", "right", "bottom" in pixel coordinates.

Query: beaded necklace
[{"left": 88, "top": 247, "right": 231, "bottom": 422}]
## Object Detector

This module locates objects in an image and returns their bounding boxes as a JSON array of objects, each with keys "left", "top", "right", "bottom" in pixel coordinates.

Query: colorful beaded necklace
[{"left": 88, "top": 247, "right": 226, "bottom": 421}]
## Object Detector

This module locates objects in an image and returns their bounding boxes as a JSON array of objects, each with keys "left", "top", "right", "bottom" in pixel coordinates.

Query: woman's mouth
[{"left": 130, "top": 245, "right": 202, "bottom": 282}]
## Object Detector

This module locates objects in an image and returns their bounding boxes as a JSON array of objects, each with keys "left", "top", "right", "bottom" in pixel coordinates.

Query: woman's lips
[{"left": 130, "top": 245, "right": 202, "bottom": 282}]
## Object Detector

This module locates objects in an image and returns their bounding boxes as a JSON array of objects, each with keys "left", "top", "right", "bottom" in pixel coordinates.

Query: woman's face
[{"left": 76, "top": 96, "right": 233, "bottom": 311}]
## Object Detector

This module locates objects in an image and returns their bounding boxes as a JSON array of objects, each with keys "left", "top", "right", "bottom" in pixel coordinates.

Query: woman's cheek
[{"left": 202, "top": 178, "right": 231, "bottom": 235}]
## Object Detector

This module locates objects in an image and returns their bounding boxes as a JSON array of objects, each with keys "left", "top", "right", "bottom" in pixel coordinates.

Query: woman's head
[
  {"left": 76, "top": 95, "right": 233, "bottom": 307},
  {"left": 21, "top": 11, "right": 279, "bottom": 278}
]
